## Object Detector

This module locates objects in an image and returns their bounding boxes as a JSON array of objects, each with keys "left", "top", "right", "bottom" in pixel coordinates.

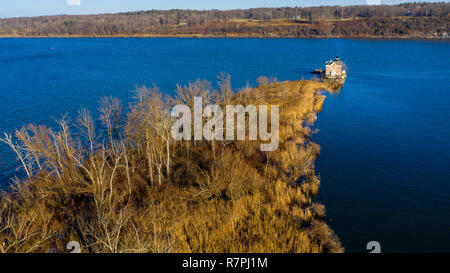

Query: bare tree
[{"left": 99, "top": 96, "right": 122, "bottom": 146}]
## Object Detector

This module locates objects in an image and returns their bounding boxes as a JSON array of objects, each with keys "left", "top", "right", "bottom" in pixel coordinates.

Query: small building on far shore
[{"left": 325, "top": 57, "right": 346, "bottom": 79}]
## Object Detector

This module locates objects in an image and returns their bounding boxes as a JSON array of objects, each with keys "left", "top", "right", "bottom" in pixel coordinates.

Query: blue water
[{"left": 0, "top": 38, "right": 449, "bottom": 252}]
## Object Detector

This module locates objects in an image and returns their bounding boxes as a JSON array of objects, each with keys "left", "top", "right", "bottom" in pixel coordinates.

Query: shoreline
[
  {"left": 0, "top": 34, "right": 448, "bottom": 41},
  {"left": 2, "top": 3, "right": 448, "bottom": 43}
]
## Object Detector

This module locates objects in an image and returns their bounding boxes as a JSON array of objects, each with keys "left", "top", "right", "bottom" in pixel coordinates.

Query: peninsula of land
[{"left": 0, "top": 78, "right": 343, "bottom": 253}]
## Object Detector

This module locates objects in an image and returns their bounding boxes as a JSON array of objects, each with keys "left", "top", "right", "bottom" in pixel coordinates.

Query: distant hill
[{"left": 0, "top": 3, "right": 449, "bottom": 38}]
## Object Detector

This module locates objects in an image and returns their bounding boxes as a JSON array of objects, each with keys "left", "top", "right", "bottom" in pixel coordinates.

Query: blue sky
[{"left": 0, "top": 0, "right": 447, "bottom": 18}]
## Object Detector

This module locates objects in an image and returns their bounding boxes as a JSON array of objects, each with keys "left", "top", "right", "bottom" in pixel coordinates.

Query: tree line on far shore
[{"left": 0, "top": 3, "right": 448, "bottom": 38}]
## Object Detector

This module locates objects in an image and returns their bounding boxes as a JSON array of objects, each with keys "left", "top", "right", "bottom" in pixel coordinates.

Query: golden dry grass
[{"left": 0, "top": 78, "right": 343, "bottom": 253}]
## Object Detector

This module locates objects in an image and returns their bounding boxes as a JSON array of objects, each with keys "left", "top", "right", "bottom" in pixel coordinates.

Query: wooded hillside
[{"left": 0, "top": 3, "right": 449, "bottom": 38}]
